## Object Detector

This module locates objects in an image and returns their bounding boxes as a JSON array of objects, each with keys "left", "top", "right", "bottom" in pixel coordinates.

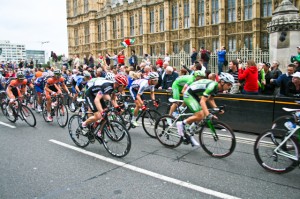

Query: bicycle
[
  {"left": 41, "top": 93, "right": 69, "bottom": 127},
  {"left": 154, "top": 103, "right": 236, "bottom": 158},
  {"left": 68, "top": 104, "right": 131, "bottom": 158},
  {"left": 1, "top": 97, "right": 36, "bottom": 127},
  {"left": 120, "top": 99, "right": 161, "bottom": 138},
  {"left": 67, "top": 92, "right": 85, "bottom": 112},
  {"left": 254, "top": 107, "right": 300, "bottom": 174}
]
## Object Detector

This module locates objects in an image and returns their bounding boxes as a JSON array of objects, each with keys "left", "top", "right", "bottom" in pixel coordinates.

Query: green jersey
[
  {"left": 173, "top": 75, "right": 195, "bottom": 87},
  {"left": 187, "top": 79, "right": 218, "bottom": 97}
]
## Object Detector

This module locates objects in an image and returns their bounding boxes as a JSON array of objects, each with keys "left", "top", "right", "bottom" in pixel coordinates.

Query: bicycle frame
[{"left": 273, "top": 126, "right": 300, "bottom": 161}]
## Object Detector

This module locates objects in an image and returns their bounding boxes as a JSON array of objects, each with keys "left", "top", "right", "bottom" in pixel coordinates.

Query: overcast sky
[{"left": 0, "top": 0, "right": 68, "bottom": 56}]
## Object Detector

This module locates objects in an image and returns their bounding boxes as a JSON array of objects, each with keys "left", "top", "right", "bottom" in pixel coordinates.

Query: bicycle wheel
[
  {"left": 56, "top": 104, "right": 69, "bottom": 127},
  {"left": 99, "top": 120, "right": 131, "bottom": 158},
  {"left": 120, "top": 108, "right": 132, "bottom": 130},
  {"left": 67, "top": 96, "right": 77, "bottom": 112},
  {"left": 1, "top": 102, "right": 17, "bottom": 123},
  {"left": 154, "top": 115, "right": 182, "bottom": 148},
  {"left": 68, "top": 115, "right": 90, "bottom": 148},
  {"left": 199, "top": 120, "right": 236, "bottom": 158},
  {"left": 42, "top": 101, "right": 51, "bottom": 122},
  {"left": 254, "top": 129, "right": 299, "bottom": 174},
  {"left": 142, "top": 109, "right": 161, "bottom": 138},
  {"left": 21, "top": 105, "right": 36, "bottom": 127},
  {"left": 271, "top": 115, "right": 294, "bottom": 130}
]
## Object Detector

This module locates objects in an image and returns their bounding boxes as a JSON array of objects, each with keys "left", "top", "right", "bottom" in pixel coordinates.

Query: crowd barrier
[{"left": 138, "top": 89, "right": 300, "bottom": 134}]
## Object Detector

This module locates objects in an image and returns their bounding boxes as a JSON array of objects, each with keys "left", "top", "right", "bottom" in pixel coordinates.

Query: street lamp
[{"left": 41, "top": 41, "right": 50, "bottom": 64}]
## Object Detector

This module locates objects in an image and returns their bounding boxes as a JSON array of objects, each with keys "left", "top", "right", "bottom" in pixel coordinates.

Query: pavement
[{"left": 0, "top": 110, "right": 299, "bottom": 199}]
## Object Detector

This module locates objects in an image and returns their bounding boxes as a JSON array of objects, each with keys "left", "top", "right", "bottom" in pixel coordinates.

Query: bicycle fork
[{"left": 207, "top": 119, "right": 218, "bottom": 141}]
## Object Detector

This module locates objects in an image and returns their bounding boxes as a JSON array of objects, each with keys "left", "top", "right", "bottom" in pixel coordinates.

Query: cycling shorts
[
  {"left": 171, "top": 84, "right": 183, "bottom": 100},
  {"left": 34, "top": 85, "right": 44, "bottom": 94},
  {"left": 129, "top": 87, "right": 138, "bottom": 101},
  {"left": 45, "top": 86, "right": 58, "bottom": 100},
  {"left": 183, "top": 90, "right": 201, "bottom": 113},
  {"left": 85, "top": 89, "right": 107, "bottom": 113}
]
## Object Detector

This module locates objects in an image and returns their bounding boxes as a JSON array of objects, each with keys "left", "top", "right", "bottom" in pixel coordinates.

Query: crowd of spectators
[{"left": 1, "top": 46, "right": 300, "bottom": 98}]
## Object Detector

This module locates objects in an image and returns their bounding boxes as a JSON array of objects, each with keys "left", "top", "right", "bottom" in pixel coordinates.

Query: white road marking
[
  {"left": 49, "top": 139, "right": 241, "bottom": 199},
  {"left": 0, "top": 121, "right": 16, "bottom": 128}
]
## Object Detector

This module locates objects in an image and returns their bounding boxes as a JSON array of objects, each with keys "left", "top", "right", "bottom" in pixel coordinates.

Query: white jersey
[{"left": 130, "top": 79, "right": 154, "bottom": 95}]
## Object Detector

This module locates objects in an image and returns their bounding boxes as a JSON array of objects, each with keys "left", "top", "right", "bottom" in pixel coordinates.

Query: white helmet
[
  {"left": 148, "top": 72, "right": 159, "bottom": 80},
  {"left": 219, "top": 72, "right": 235, "bottom": 84},
  {"left": 105, "top": 72, "right": 115, "bottom": 82}
]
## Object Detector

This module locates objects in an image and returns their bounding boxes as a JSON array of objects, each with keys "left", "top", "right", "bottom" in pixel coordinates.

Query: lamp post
[{"left": 41, "top": 41, "right": 50, "bottom": 64}]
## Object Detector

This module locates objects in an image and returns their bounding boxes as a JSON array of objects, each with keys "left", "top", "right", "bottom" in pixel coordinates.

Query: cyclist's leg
[
  {"left": 169, "top": 84, "right": 182, "bottom": 116},
  {"left": 129, "top": 87, "right": 142, "bottom": 123}
]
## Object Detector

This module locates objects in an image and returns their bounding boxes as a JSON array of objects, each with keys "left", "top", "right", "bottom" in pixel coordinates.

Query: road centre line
[
  {"left": 0, "top": 121, "right": 16, "bottom": 128},
  {"left": 49, "top": 139, "right": 240, "bottom": 199}
]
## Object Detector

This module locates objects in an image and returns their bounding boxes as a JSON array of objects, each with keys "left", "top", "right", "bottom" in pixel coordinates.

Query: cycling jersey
[
  {"left": 129, "top": 79, "right": 155, "bottom": 100},
  {"left": 46, "top": 77, "right": 65, "bottom": 87},
  {"left": 172, "top": 75, "right": 195, "bottom": 100},
  {"left": 184, "top": 79, "right": 218, "bottom": 113},
  {"left": 85, "top": 78, "right": 114, "bottom": 113},
  {"left": 34, "top": 76, "right": 45, "bottom": 93},
  {"left": 7, "top": 79, "right": 27, "bottom": 98}
]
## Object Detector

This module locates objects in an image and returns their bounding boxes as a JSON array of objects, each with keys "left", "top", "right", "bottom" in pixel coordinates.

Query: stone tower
[{"left": 267, "top": 0, "right": 300, "bottom": 68}]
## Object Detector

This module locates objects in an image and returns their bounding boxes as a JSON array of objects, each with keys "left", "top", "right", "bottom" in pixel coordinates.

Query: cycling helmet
[
  {"left": 16, "top": 71, "right": 25, "bottom": 80},
  {"left": 83, "top": 71, "right": 91, "bottom": 78},
  {"left": 115, "top": 74, "right": 129, "bottom": 86},
  {"left": 148, "top": 72, "right": 159, "bottom": 80},
  {"left": 53, "top": 69, "right": 62, "bottom": 77},
  {"left": 219, "top": 72, "right": 235, "bottom": 84},
  {"left": 193, "top": 70, "right": 206, "bottom": 77},
  {"left": 105, "top": 72, "right": 115, "bottom": 81}
]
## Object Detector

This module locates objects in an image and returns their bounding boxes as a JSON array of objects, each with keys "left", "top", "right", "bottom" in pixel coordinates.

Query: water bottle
[
  {"left": 81, "top": 105, "right": 85, "bottom": 114},
  {"left": 172, "top": 111, "right": 179, "bottom": 117},
  {"left": 130, "top": 107, "right": 134, "bottom": 114},
  {"left": 284, "top": 121, "right": 296, "bottom": 131}
]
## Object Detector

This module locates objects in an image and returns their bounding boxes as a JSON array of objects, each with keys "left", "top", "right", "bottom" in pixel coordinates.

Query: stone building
[{"left": 66, "top": 0, "right": 300, "bottom": 58}]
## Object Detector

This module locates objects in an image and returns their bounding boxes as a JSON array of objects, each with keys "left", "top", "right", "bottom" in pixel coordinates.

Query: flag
[{"left": 121, "top": 38, "right": 135, "bottom": 48}]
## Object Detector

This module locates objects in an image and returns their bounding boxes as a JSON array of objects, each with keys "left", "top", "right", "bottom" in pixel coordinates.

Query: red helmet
[{"left": 115, "top": 74, "right": 128, "bottom": 86}]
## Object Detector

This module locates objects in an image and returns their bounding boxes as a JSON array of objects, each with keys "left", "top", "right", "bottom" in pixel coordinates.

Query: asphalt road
[{"left": 0, "top": 111, "right": 299, "bottom": 199}]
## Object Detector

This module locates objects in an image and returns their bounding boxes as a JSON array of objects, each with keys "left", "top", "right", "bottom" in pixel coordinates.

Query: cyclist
[
  {"left": 0, "top": 68, "right": 6, "bottom": 91},
  {"left": 176, "top": 72, "right": 234, "bottom": 146},
  {"left": 44, "top": 69, "right": 70, "bottom": 121},
  {"left": 34, "top": 72, "right": 48, "bottom": 112},
  {"left": 70, "top": 70, "right": 91, "bottom": 110},
  {"left": 169, "top": 70, "right": 206, "bottom": 117},
  {"left": 6, "top": 71, "right": 28, "bottom": 115},
  {"left": 80, "top": 74, "right": 129, "bottom": 135},
  {"left": 24, "top": 69, "right": 34, "bottom": 89},
  {"left": 129, "top": 72, "right": 159, "bottom": 127}
]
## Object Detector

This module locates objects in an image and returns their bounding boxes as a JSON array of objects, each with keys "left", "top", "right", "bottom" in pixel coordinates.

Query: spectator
[
  {"left": 105, "top": 53, "right": 111, "bottom": 67},
  {"left": 83, "top": 54, "right": 89, "bottom": 65},
  {"left": 88, "top": 54, "right": 94, "bottom": 68},
  {"left": 228, "top": 60, "right": 239, "bottom": 83},
  {"left": 61, "top": 54, "right": 69, "bottom": 69},
  {"left": 74, "top": 54, "right": 80, "bottom": 69},
  {"left": 290, "top": 46, "right": 300, "bottom": 63},
  {"left": 18, "top": 59, "right": 24, "bottom": 69},
  {"left": 238, "top": 60, "right": 258, "bottom": 95},
  {"left": 156, "top": 56, "right": 163, "bottom": 68},
  {"left": 28, "top": 58, "right": 34, "bottom": 69},
  {"left": 117, "top": 50, "right": 125, "bottom": 65},
  {"left": 164, "top": 53, "right": 170, "bottom": 63},
  {"left": 260, "top": 62, "right": 274, "bottom": 95},
  {"left": 200, "top": 47, "right": 210, "bottom": 68},
  {"left": 159, "top": 66, "right": 179, "bottom": 90},
  {"left": 108, "top": 52, "right": 118, "bottom": 67},
  {"left": 190, "top": 47, "right": 198, "bottom": 64},
  {"left": 270, "top": 60, "right": 282, "bottom": 79},
  {"left": 142, "top": 65, "right": 151, "bottom": 78},
  {"left": 228, "top": 60, "right": 240, "bottom": 94},
  {"left": 129, "top": 50, "right": 138, "bottom": 70},
  {"left": 217, "top": 46, "right": 226, "bottom": 75},
  {"left": 271, "top": 64, "right": 295, "bottom": 97},
  {"left": 286, "top": 71, "right": 300, "bottom": 97},
  {"left": 293, "top": 60, "right": 300, "bottom": 72}
]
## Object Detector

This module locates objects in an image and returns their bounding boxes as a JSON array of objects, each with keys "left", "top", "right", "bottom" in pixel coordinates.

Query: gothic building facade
[{"left": 66, "top": 0, "right": 300, "bottom": 57}]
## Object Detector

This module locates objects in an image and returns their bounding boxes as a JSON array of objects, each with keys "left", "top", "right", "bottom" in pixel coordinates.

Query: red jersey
[
  {"left": 46, "top": 77, "right": 65, "bottom": 86},
  {"left": 118, "top": 55, "right": 125, "bottom": 65},
  {"left": 9, "top": 79, "right": 27, "bottom": 88}
]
